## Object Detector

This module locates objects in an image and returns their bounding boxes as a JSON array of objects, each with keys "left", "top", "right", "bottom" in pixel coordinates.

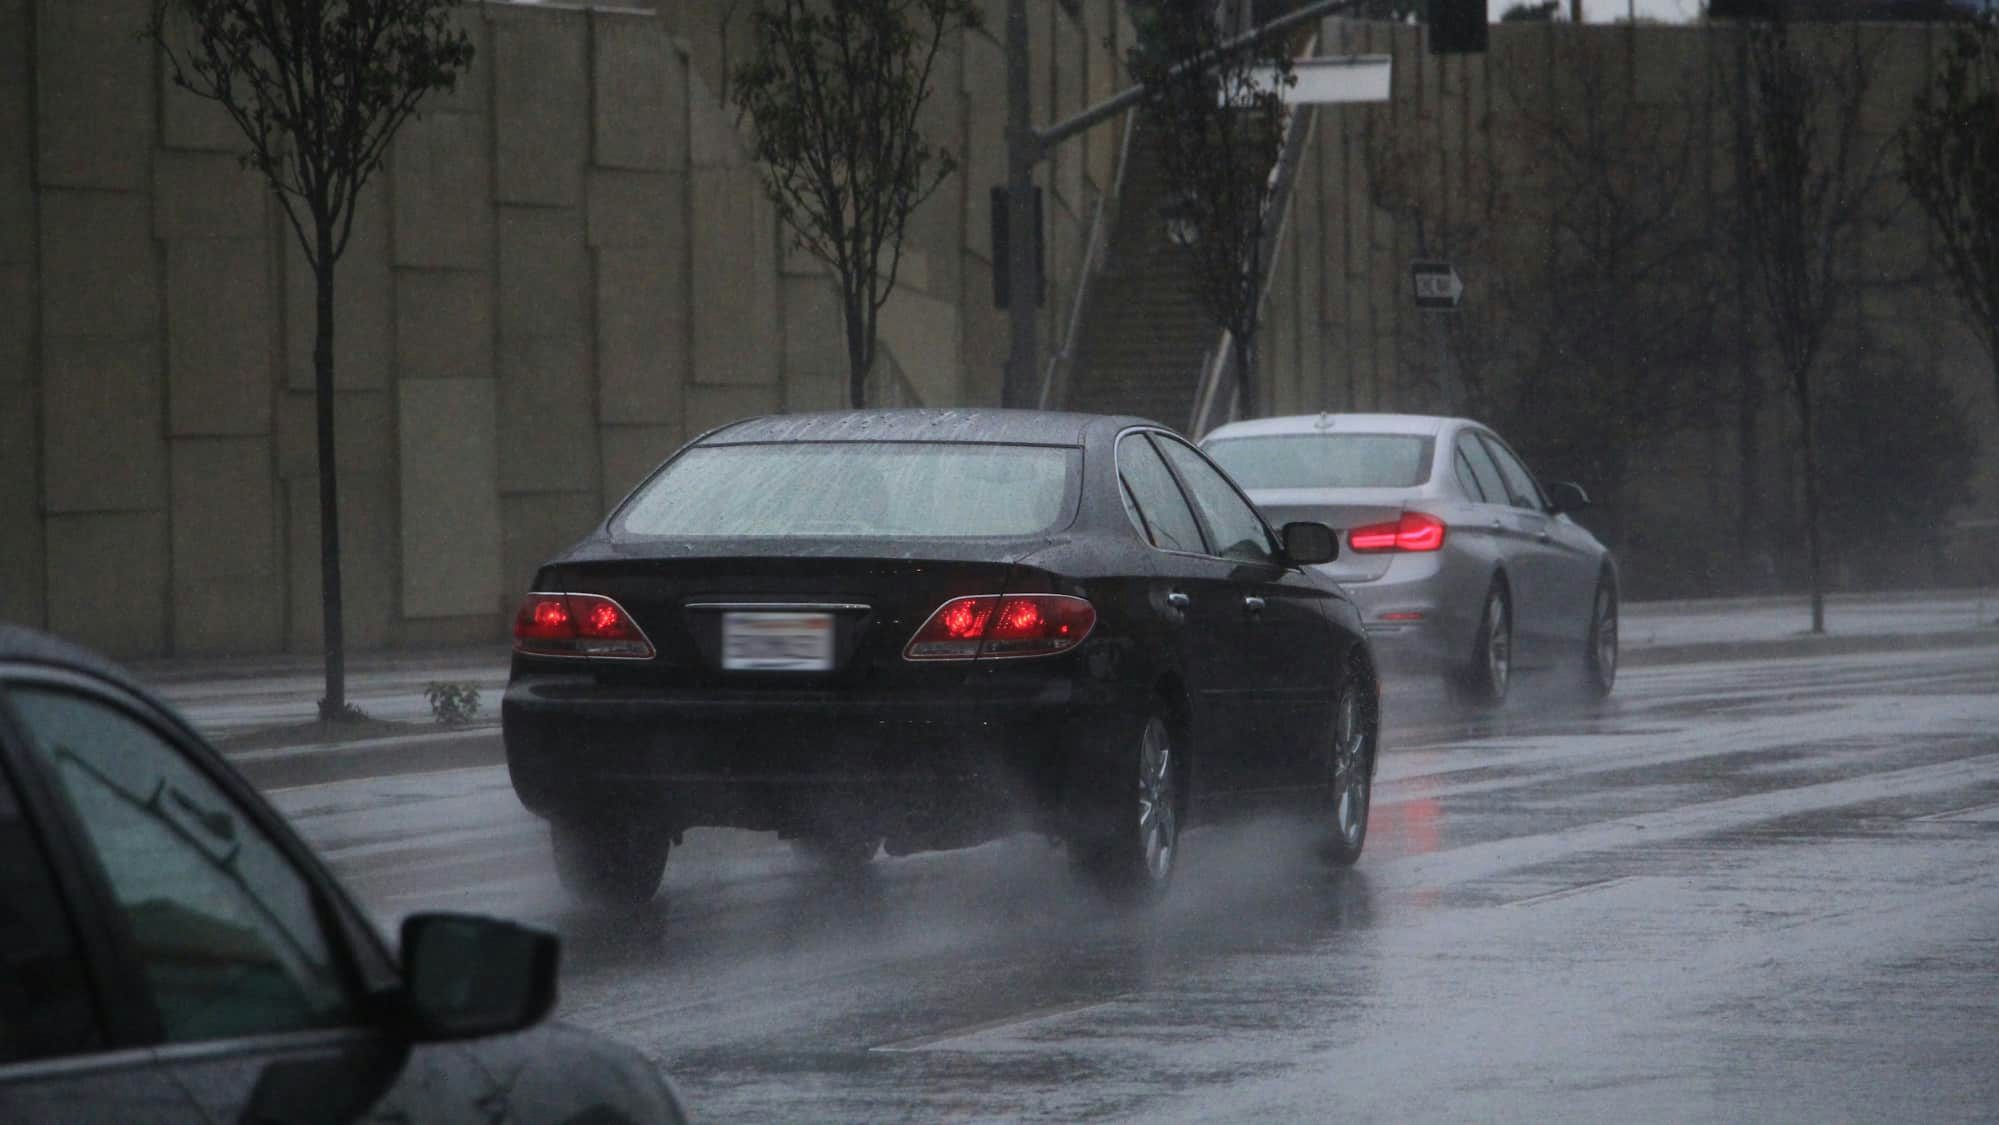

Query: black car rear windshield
[
  {"left": 614, "top": 441, "right": 1080, "bottom": 539},
  {"left": 1203, "top": 434, "right": 1435, "bottom": 490}
]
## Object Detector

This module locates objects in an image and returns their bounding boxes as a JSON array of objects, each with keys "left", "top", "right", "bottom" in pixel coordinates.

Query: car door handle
[
  {"left": 1167, "top": 591, "right": 1191, "bottom": 609},
  {"left": 1538, "top": 530, "right": 1552, "bottom": 543},
  {"left": 1243, "top": 596, "right": 1266, "bottom": 613}
]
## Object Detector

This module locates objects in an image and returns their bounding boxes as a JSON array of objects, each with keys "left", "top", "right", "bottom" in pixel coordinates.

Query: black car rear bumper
[{"left": 502, "top": 673, "right": 1142, "bottom": 842}]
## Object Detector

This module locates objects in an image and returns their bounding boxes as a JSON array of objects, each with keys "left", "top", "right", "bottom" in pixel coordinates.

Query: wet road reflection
[{"left": 271, "top": 644, "right": 1999, "bottom": 1121}]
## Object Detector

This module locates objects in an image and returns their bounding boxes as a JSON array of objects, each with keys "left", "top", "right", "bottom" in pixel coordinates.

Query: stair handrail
[
  {"left": 1039, "top": 108, "right": 1141, "bottom": 411},
  {"left": 1187, "top": 31, "right": 1320, "bottom": 438}
]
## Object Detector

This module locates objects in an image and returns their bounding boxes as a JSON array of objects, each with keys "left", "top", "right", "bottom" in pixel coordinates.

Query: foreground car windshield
[
  {"left": 1204, "top": 434, "right": 1435, "bottom": 490},
  {"left": 613, "top": 441, "right": 1080, "bottom": 539}
]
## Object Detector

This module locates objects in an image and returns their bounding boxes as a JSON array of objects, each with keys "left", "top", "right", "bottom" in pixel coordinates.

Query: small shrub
[
  {"left": 318, "top": 698, "right": 368, "bottom": 724},
  {"left": 424, "top": 681, "right": 481, "bottom": 726}
]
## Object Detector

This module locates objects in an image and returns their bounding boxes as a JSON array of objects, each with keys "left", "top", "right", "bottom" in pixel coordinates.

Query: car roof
[
  {"left": 0, "top": 624, "right": 148, "bottom": 698},
  {"left": 702, "top": 408, "right": 1160, "bottom": 447},
  {"left": 1202, "top": 413, "right": 1473, "bottom": 440}
]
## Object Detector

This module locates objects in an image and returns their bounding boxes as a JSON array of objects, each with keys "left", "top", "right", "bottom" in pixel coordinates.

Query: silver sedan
[{"left": 1202, "top": 413, "right": 1619, "bottom": 704}]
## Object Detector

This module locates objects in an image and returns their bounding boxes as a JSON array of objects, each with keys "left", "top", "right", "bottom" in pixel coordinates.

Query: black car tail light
[
  {"left": 904, "top": 594, "right": 1096, "bottom": 661},
  {"left": 513, "top": 592, "right": 655, "bottom": 660}
]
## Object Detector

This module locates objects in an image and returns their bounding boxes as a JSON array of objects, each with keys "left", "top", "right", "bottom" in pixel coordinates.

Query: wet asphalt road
[{"left": 264, "top": 644, "right": 1999, "bottom": 1122}]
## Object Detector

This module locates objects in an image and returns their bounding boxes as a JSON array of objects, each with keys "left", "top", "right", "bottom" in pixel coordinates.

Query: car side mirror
[
  {"left": 401, "top": 913, "right": 558, "bottom": 1041},
  {"left": 1282, "top": 521, "right": 1339, "bottom": 566},
  {"left": 1547, "top": 481, "right": 1590, "bottom": 515}
]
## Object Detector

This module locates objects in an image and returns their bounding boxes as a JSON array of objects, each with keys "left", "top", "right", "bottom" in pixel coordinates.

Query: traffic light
[
  {"left": 1430, "top": 0, "right": 1488, "bottom": 55},
  {"left": 990, "top": 185, "right": 1045, "bottom": 310}
]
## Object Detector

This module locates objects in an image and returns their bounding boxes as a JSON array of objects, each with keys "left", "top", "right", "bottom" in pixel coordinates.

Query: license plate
[{"left": 722, "top": 613, "right": 835, "bottom": 671}]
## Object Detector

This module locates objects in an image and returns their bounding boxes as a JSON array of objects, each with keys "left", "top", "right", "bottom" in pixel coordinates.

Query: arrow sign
[{"left": 1411, "top": 260, "right": 1465, "bottom": 311}]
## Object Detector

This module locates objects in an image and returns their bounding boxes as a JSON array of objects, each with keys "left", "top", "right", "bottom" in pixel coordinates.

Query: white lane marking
[
  {"left": 1500, "top": 875, "right": 1645, "bottom": 908},
  {"left": 870, "top": 996, "right": 1129, "bottom": 1053}
]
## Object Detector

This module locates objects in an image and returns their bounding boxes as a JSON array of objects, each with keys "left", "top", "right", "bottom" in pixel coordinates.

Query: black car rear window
[
  {"left": 1203, "top": 434, "right": 1435, "bottom": 490},
  {"left": 614, "top": 441, "right": 1081, "bottom": 539}
]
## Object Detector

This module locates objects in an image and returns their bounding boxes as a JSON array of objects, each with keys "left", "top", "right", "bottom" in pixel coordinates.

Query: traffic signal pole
[{"left": 1002, "top": 0, "right": 1039, "bottom": 409}]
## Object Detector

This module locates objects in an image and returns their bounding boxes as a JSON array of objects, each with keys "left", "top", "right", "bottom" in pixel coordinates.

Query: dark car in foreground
[
  {"left": 504, "top": 410, "right": 1381, "bottom": 906},
  {"left": 1204, "top": 413, "right": 1619, "bottom": 706},
  {"left": 0, "top": 626, "right": 685, "bottom": 1124}
]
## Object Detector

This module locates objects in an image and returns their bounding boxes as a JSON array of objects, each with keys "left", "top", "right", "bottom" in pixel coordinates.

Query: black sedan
[
  {"left": 0, "top": 626, "right": 686, "bottom": 1123},
  {"left": 503, "top": 410, "right": 1381, "bottom": 906}
]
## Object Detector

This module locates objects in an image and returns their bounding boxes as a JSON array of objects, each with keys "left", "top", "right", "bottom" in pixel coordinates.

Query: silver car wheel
[
  {"left": 1594, "top": 586, "right": 1617, "bottom": 680},
  {"left": 1485, "top": 590, "right": 1512, "bottom": 696},
  {"left": 1137, "top": 717, "right": 1178, "bottom": 884}
]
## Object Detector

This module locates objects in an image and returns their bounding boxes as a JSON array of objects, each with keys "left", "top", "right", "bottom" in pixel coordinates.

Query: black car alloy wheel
[
  {"left": 1323, "top": 670, "right": 1377, "bottom": 866},
  {"left": 1076, "top": 712, "right": 1180, "bottom": 903}
]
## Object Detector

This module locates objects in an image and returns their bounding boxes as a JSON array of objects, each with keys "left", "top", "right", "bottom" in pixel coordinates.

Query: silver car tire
[
  {"left": 1582, "top": 578, "right": 1618, "bottom": 699},
  {"left": 1456, "top": 582, "right": 1512, "bottom": 707}
]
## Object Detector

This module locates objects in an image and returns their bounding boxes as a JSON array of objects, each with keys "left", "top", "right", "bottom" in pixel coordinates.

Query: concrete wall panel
[
  {"left": 0, "top": 387, "right": 43, "bottom": 627},
  {"left": 0, "top": 264, "right": 29, "bottom": 383},
  {"left": 35, "top": 0, "right": 153, "bottom": 191},
  {"left": 593, "top": 14, "right": 682, "bottom": 172},
  {"left": 285, "top": 470, "right": 395, "bottom": 652},
  {"left": 154, "top": 151, "right": 265, "bottom": 240},
  {"left": 42, "top": 336, "right": 165, "bottom": 514},
  {"left": 0, "top": 0, "right": 31, "bottom": 266},
  {"left": 392, "top": 111, "right": 492, "bottom": 268},
  {"left": 276, "top": 390, "right": 394, "bottom": 483},
  {"left": 498, "top": 335, "right": 597, "bottom": 494},
  {"left": 493, "top": 7, "right": 588, "bottom": 207},
  {"left": 691, "top": 168, "right": 778, "bottom": 385},
  {"left": 398, "top": 379, "right": 502, "bottom": 619},
  {"left": 168, "top": 238, "right": 274, "bottom": 436},
  {"left": 45, "top": 512, "right": 168, "bottom": 656},
  {"left": 285, "top": 178, "right": 391, "bottom": 391},
  {"left": 686, "top": 383, "right": 779, "bottom": 437},
  {"left": 397, "top": 270, "right": 493, "bottom": 383},
  {"left": 41, "top": 190, "right": 158, "bottom": 339},
  {"left": 170, "top": 437, "right": 281, "bottom": 653},
  {"left": 688, "top": 68, "right": 743, "bottom": 169},
  {"left": 597, "top": 248, "right": 686, "bottom": 425},
  {"left": 501, "top": 492, "right": 598, "bottom": 599},
  {"left": 781, "top": 275, "right": 846, "bottom": 386},
  {"left": 879, "top": 287, "right": 961, "bottom": 407},
  {"left": 599, "top": 424, "right": 681, "bottom": 503},
  {"left": 499, "top": 208, "right": 589, "bottom": 340},
  {"left": 588, "top": 171, "right": 682, "bottom": 248}
]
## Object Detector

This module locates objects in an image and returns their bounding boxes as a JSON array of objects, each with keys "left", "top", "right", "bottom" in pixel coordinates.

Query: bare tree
[
  {"left": 1901, "top": 13, "right": 1999, "bottom": 408},
  {"left": 731, "top": 0, "right": 981, "bottom": 408},
  {"left": 1126, "top": 1, "right": 1296, "bottom": 416},
  {"left": 1729, "top": 13, "right": 1897, "bottom": 633},
  {"left": 148, "top": 0, "right": 473, "bottom": 718}
]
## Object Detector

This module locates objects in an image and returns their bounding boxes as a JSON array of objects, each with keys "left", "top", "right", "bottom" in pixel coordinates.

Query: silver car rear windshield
[
  {"left": 614, "top": 441, "right": 1081, "bottom": 539},
  {"left": 1204, "top": 434, "right": 1435, "bottom": 490}
]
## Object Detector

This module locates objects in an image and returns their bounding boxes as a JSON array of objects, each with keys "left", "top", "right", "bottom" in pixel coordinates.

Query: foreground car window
[
  {"left": 615, "top": 442, "right": 1079, "bottom": 539},
  {"left": 0, "top": 743, "right": 99, "bottom": 1062},
  {"left": 1153, "top": 437, "right": 1278, "bottom": 565},
  {"left": 1205, "top": 434, "right": 1435, "bottom": 490},
  {"left": 10, "top": 688, "right": 356, "bottom": 1043}
]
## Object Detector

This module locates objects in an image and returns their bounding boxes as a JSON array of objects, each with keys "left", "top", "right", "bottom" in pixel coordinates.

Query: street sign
[
  {"left": 1238, "top": 55, "right": 1393, "bottom": 105},
  {"left": 1411, "top": 260, "right": 1464, "bottom": 311}
]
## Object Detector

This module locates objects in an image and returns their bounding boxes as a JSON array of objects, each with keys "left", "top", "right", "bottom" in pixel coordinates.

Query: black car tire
[
  {"left": 1453, "top": 580, "right": 1512, "bottom": 707},
  {"left": 1072, "top": 711, "right": 1181, "bottom": 905},
  {"left": 1322, "top": 667, "right": 1378, "bottom": 867},
  {"left": 1581, "top": 576, "right": 1618, "bottom": 699},
  {"left": 551, "top": 818, "right": 669, "bottom": 907},
  {"left": 791, "top": 831, "right": 882, "bottom": 871}
]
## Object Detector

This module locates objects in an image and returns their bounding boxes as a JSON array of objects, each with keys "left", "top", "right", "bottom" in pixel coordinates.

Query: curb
[{"left": 1623, "top": 628, "right": 1999, "bottom": 669}]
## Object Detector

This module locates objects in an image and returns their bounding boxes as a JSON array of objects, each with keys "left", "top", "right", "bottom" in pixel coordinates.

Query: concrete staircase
[{"left": 1062, "top": 119, "right": 1220, "bottom": 430}]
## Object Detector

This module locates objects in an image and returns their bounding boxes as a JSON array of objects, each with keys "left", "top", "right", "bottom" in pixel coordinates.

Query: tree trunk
[
  {"left": 844, "top": 288, "right": 869, "bottom": 409},
  {"left": 1735, "top": 330, "right": 1764, "bottom": 589},
  {"left": 1795, "top": 364, "right": 1825, "bottom": 635},
  {"left": 1236, "top": 329, "right": 1257, "bottom": 425},
  {"left": 312, "top": 226, "right": 348, "bottom": 716}
]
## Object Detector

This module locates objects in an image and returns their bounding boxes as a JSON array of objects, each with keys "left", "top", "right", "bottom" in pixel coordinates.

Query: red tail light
[
  {"left": 1347, "top": 511, "right": 1447, "bottom": 553},
  {"left": 905, "top": 594, "right": 1096, "bottom": 661},
  {"left": 513, "top": 592, "right": 655, "bottom": 659}
]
